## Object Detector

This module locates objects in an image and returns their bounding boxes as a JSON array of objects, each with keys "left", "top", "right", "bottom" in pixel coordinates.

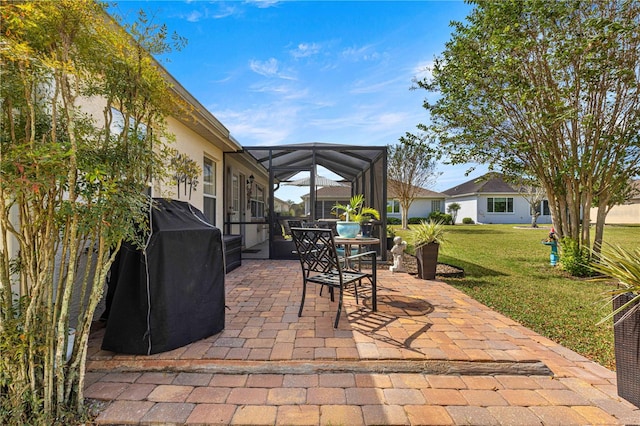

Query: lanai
[{"left": 235, "top": 142, "right": 387, "bottom": 260}]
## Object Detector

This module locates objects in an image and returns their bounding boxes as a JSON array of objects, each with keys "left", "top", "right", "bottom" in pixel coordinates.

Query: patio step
[{"left": 87, "top": 359, "right": 552, "bottom": 377}]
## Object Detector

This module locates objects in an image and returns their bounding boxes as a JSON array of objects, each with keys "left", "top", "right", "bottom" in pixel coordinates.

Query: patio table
[{"left": 333, "top": 236, "right": 379, "bottom": 270}]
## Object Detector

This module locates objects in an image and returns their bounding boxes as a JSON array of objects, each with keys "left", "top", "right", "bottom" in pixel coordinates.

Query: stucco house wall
[
  {"left": 477, "top": 193, "right": 532, "bottom": 224},
  {"left": 588, "top": 180, "right": 640, "bottom": 225},
  {"left": 162, "top": 116, "right": 225, "bottom": 224},
  {"left": 79, "top": 96, "right": 232, "bottom": 230},
  {"left": 386, "top": 198, "right": 445, "bottom": 221},
  {"left": 445, "top": 196, "right": 478, "bottom": 223},
  {"left": 592, "top": 204, "right": 640, "bottom": 224},
  {"left": 443, "top": 173, "right": 552, "bottom": 225}
]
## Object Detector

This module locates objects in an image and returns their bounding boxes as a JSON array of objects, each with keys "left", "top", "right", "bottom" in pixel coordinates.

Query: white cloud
[
  {"left": 249, "top": 58, "right": 280, "bottom": 77},
  {"left": 244, "top": 0, "right": 280, "bottom": 9},
  {"left": 176, "top": 4, "right": 238, "bottom": 21},
  {"left": 249, "top": 58, "right": 297, "bottom": 80},
  {"left": 213, "top": 4, "right": 239, "bottom": 19},
  {"left": 342, "top": 45, "right": 381, "bottom": 62},
  {"left": 212, "top": 105, "right": 300, "bottom": 145},
  {"left": 412, "top": 59, "right": 435, "bottom": 82},
  {"left": 185, "top": 10, "right": 202, "bottom": 22},
  {"left": 349, "top": 77, "right": 403, "bottom": 95},
  {"left": 290, "top": 42, "right": 322, "bottom": 59},
  {"left": 374, "top": 112, "right": 407, "bottom": 129}
]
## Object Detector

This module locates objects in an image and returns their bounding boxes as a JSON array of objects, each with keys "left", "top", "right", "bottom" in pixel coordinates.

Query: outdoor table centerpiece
[{"left": 332, "top": 194, "right": 380, "bottom": 238}]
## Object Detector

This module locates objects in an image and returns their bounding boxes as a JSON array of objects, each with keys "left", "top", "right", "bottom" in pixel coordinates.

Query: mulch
[{"left": 380, "top": 252, "right": 465, "bottom": 278}]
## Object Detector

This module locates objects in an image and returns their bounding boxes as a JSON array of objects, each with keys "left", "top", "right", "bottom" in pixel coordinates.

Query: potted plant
[
  {"left": 590, "top": 245, "right": 640, "bottom": 408},
  {"left": 332, "top": 194, "right": 379, "bottom": 238},
  {"left": 412, "top": 219, "right": 447, "bottom": 280},
  {"left": 356, "top": 208, "right": 381, "bottom": 238}
]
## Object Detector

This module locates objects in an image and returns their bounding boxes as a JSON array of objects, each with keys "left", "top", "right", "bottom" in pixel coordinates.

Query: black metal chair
[{"left": 291, "top": 227, "right": 377, "bottom": 328}]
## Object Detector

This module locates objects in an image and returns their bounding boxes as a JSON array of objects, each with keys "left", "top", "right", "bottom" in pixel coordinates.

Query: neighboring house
[
  {"left": 302, "top": 183, "right": 447, "bottom": 221},
  {"left": 589, "top": 179, "right": 640, "bottom": 224},
  {"left": 386, "top": 181, "right": 448, "bottom": 221},
  {"left": 273, "top": 197, "right": 291, "bottom": 214},
  {"left": 302, "top": 186, "right": 351, "bottom": 219},
  {"left": 442, "top": 173, "right": 553, "bottom": 225}
]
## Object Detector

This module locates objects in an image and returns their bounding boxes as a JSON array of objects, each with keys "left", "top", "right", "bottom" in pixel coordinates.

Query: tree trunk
[
  {"left": 593, "top": 203, "right": 609, "bottom": 256},
  {"left": 530, "top": 212, "right": 540, "bottom": 228},
  {"left": 401, "top": 206, "right": 409, "bottom": 229}
]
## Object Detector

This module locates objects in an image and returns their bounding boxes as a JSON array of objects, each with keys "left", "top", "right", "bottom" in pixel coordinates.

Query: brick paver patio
[{"left": 85, "top": 259, "right": 639, "bottom": 425}]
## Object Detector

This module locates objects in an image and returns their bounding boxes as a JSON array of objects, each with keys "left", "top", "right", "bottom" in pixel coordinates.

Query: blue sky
[{"left": 109, "top": 1, "right": 488, "bottom": 201}]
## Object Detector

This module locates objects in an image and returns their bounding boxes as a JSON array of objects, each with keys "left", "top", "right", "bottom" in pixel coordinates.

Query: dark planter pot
[
  {"left": 415, "top": 243, "right": 439, "bottom": 280},
  {"left": 360, "top": 222, "right": 374, "bottom": 237},
  {"left": 386, "top": 236, "right": 394, "bottom": 251},
  {"left": 613, "top": 292, "right": 640, "bottom": 408}
]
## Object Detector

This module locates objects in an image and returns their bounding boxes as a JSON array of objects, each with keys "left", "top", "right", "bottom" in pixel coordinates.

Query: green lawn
[{"left": 393, "top": 223, "right": 639, "bottom": 370}]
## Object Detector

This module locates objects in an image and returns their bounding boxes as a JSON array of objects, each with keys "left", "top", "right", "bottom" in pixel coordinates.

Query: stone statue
[{"left": 389, "top": 236, "right": 407, "bottom": 273}]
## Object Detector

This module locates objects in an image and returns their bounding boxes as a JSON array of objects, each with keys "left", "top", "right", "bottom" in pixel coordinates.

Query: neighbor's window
[
  {"left": 387, "top": 199, "right": 400, "bottom": 214},
  {"left": 541, "top": 200, "right": 551, "bottom": 216},
  {"left": 487, "top": 197, "right": 514, "bottom": 213},
  {"left": 203, "top": 157, "right": 216, "bottom": 225},
  {"left": 431, "top": 200, "right": 442, "bottom": 213}
]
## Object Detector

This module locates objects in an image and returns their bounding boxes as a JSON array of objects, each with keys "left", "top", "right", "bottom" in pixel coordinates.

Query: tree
[
  {"left": 416, "top": 0, "right": 640, "bottom": 257},
  {"left": 508, "top": 176, "right": 547, "bottom": 228},
  {"left": 446, "top": 202, "right": 461, "bottom": 225},
  {"left": 387, "top": 133, "right": 441, "bottom": 229},
  {"left": 0, "top": 1, "right": 182, "bottom": 422}
]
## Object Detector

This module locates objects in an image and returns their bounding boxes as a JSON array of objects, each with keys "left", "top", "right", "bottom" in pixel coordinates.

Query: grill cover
[{"left": 102, "top": 198, "right": 225, "bottom": 355}]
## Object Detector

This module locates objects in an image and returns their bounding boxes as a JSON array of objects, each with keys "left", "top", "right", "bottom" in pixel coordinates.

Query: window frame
[
  {"left": 203, "top": 156, "right": 217, "bottom": 225},
  {"left": 250, "top": 183, "right": 265, "bottom": 218},
  {"left": 486, "top": 197, "right": 514, "bottom": 213},
  {"left": 387, "top": 199, "right": 400, "bottom": 214}
]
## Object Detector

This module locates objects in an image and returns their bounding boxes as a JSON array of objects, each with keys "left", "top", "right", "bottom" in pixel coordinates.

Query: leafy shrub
[
  {"left": 387, "top": 217, "right": 401, "bottom": 225},
  {"left": 462, "top": 217, "right": 475, "bottom": 224},
  {"left": 408, "top": 217, "right": 429, "bottom": 224},
  {"left": 412, "top": 219, "right": 448, "bottom": 246},
  {"left": 428, "top": 211, "right": 452, "bottom": 225},
  {"left": 559, "top": 237, "right": 594, "bottom": 277}
]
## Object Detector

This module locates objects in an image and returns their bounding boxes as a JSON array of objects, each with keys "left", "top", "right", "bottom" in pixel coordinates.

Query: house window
[
  {"left": 487, "top": 197, "right": 514, "bottom": 213},
  {"left": 541, "top": 200, "right": 551, "bottom": 216},
  {"left": 203, "top": 157, "right": 216, "bottom": 225},
  {"left": 431, "top": 200, "right": 442, "bottom": 213},
  {"left": 387, "top": 199, "right": 400, "bottom": 214},
  {"left": 316, "top": 200, "right": 335, "bottom": 219},
  {"left": 110, "top": 107, "right": 147, "bottom": 140},
  {"left": 232, "top": 174, "right": 239, "bottom": 212},
  {"left": 250, "top": 185, "right": 265, "bottom": 218}
]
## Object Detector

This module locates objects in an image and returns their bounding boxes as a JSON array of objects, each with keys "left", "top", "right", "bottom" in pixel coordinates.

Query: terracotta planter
[
  {"left": 613, "top": 292, "right": 640, "bottom": 408},
  {"left": 415, "top": 243, "right": 439, "bottom": 280}
]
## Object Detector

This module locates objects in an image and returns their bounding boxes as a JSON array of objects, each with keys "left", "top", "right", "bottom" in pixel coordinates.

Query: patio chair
[{"left": 290, "top": 227, "right": 377, "bottom": 328}]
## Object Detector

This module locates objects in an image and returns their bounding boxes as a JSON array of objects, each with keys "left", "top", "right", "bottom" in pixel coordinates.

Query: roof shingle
[{"left": 442, "top": 173, "right": 516, "bottom": 196}]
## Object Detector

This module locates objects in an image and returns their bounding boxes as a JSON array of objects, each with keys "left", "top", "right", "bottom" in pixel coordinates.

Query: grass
[{"left": 392, "top": 223, "right": 640, "bottom": 370}]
